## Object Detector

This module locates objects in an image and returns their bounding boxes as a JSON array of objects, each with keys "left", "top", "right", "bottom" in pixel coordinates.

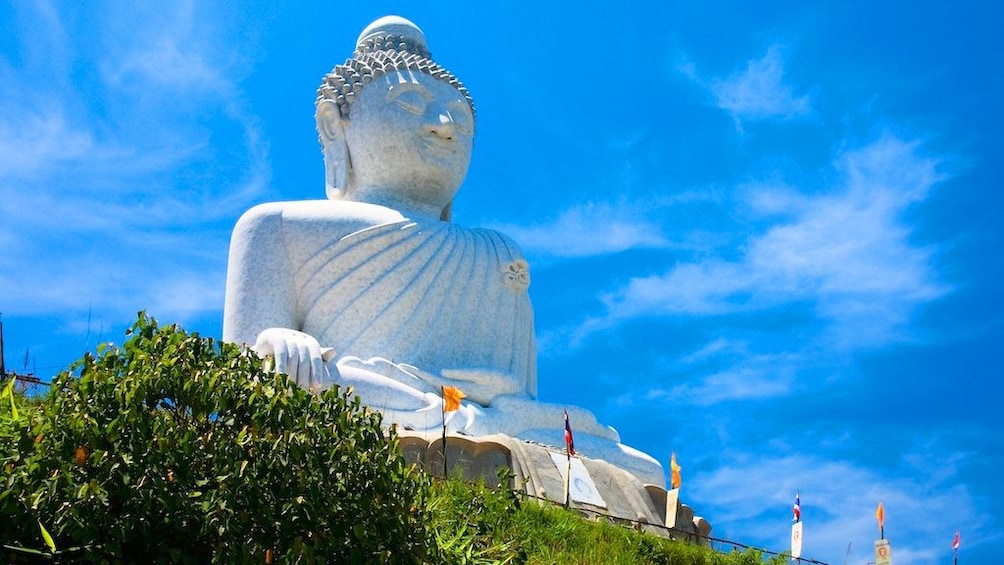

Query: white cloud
[
  {"left": 98, "top": 2, "right": 235, "bottom": 101},
  {"left": 495, "top": 202, "right": 673, "bottom": 259},
  {"left": 104, "top": 33, "right": 228, "bottom": 96},
  {"left": 600, "top": 135, "right": 947, "bottom": 350},
  {"left": 650, "top": 367, "right": 791, "bottom": 405},
  {"left": 603, "top": 260, "right": 744, "bottom": 316},
  {"left": 641, "top": 343, "right": 805, "bottom": 406},
  {"left": 689, "top": 450, "right": 990, "bottom": 565},
  {"left": 710, "top": 45, "right": 811, "bottom": 123},
  {"left": 678, "top": 337, "right": 734, "bottom": 364},
  {"left": 0, "top": 107, "right": 96, "bottom": 177},
  {"left": 0, "top": 3, "right": 268, "bottom": 321}
]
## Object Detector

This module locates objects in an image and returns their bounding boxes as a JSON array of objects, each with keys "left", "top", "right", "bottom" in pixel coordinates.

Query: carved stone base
[{"left": 397, "top": 430, "right": 711, "bottom": 540}]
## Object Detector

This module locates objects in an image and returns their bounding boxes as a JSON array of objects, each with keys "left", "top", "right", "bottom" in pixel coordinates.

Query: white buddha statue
[{"left": 223, "top": 16, "right": 663, "bottom": 487}]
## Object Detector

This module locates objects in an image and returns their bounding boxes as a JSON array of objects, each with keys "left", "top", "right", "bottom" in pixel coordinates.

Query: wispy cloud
[
  {"left": 647, "top": 350, "right": 801, "bottom": 406},
  {"left": 599, "top": 135, "right": 947, "bottom": 350},
  {"left": 712, "top": 46, "right": 810, "bottom": 121},
  {"left": 0, "top": 109, "right": 96, "bottom": 176},
  {"left": 494, "top": 202, "right": 673, "bottom": 259},
  {"left": 689, "top": 449, "right": 990, "bottom": 565},
  {"left": 103, "top": 27, "right": 230, "bottom": 96},
  {"left": 0, "top": 3, "right": 268, "bottom": 322},
  {"left": 681, "top": 45, "right": 811, "bottom": 130}
]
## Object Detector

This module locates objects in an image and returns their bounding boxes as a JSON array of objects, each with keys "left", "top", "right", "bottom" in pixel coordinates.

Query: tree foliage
[
  {"left": 1, "top": 313, "right": 428, "bottom": 563},
  {"left": 1, "top": 313, "right": 795, "bottom": 564}
]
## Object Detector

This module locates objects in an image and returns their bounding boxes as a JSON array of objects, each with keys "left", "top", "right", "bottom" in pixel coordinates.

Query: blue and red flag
[
  {"left": 793, "top": 492, "right": 801, "bottom": 522},
  {"left": 564, "top": 410, "right": 575, "bottom": 456}
]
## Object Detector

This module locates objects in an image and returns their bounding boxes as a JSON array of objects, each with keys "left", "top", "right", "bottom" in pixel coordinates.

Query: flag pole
[
  {"left": 563, "top": 410, "right": 574, "bottom": 508},
  {"left": 563, "top": 448, "right": 571, "bottom": 508},
  {"left": 0, "top": 313, "right": 6, "bottom": 379},
  {"left": 441, "top": 386, "right": 448, "bottom": 478},
  {"left": 439, "top": 386, "right": 466, "bottom": 480},
  {"left": 790, "top": 490, "right": 803, "bottom": 564},
  {"left": 876, "top": 501, "right": 885, "bottom": 540}
]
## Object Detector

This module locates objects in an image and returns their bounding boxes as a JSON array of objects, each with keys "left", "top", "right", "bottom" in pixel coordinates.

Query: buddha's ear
[{"left": 316, "top": 99, "right": 350, "bottom": 199}]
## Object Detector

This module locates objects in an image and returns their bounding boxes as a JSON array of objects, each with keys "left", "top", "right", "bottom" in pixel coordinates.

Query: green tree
[{"left": 1, "top": 312, "right": 428, "bottom": 563}]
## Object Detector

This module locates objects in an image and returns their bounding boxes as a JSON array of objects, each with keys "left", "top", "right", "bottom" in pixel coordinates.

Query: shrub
[{"left": 0, "top": 313, "right": 428, "bottom": 563}]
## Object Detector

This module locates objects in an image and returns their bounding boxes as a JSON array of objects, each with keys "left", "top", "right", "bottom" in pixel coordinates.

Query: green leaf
[
  {"left": 38, "top": 520, "right": 57, "bottom": 553},
  {"left": 3, "top": 377, "right": 18, "bottom": 420}
]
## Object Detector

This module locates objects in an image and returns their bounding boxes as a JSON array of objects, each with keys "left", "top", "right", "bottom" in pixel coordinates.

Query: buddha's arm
[
  {"left": 223, "top": 202, "right": 298, "bottom": 343},
  {"left": 223, "top": 203, "right": 335, "bottom": 389}
]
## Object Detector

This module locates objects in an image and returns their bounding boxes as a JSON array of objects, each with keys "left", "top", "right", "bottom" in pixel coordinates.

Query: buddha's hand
[
  {"left": 252, "top": 328, "right": 337, "bottom": 392},
  {"left": 432, "top": 369, "right": 523, "bottom": 405}
]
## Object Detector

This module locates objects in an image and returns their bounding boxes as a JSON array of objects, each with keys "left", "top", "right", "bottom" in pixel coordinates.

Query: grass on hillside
[{"left": 427, "top": 472, "right": 790, "bottom": 565}]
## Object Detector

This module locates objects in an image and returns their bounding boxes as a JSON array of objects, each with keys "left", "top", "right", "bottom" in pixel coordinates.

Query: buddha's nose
[{"left": 425, "top": 110, "right": 456, "bottom": 141}]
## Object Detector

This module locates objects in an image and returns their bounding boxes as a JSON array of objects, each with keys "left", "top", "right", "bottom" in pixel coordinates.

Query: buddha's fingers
[
  {"left": 309, "top": 346, "right": 328, "bottom": 391},
  {"left": 272, "top": 339, "right": 292, "bottom": 380},
  {"left": 294, "top": 340, "right": 314, "bottom": 389}
]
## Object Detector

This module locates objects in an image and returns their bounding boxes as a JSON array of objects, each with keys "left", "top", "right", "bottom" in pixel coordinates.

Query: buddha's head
[{"left": 316, "top": 16, "right": 475, "bottom": 221}]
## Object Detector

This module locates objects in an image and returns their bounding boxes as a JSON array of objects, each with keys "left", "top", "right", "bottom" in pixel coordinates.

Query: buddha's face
[{"left": 342, "top": 71, "right": 474, "bottom": 214}]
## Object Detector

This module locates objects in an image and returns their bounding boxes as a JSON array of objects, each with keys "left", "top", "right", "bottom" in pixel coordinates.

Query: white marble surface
[{"left": 222, "top": 15, "right": 665, "bottom": 487}]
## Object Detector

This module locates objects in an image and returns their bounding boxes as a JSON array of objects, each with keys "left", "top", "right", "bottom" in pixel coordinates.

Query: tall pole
[
  {"left": 876, "top": 501, "right": 885, "bottom": 542},
  {"left": 563, "top": 449, "right": 571, "bottom": 508},
  {"left": 0, "top": 313, "right": 6, "bottom": 379},
  {"left": 441, "top": 386, "right": 448, "bottom": 478},
  {"left": 563, "top": 409, "right": 573, "bottom": 508}
]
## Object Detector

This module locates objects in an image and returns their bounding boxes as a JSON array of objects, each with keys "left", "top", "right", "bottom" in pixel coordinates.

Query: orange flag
[
  {"left": 876, "top": 501, "right": 885, "bottom": 531},
  {"left": 442, "top": 385, "right": 465, "bottom": 413},
  {"left": 670, "top": 452, "right": 682, "bottom": 489}
]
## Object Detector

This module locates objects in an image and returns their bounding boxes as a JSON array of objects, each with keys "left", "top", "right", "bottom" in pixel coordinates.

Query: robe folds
[{"left": 292, "top": 218, "right": 537, "bottom": 397}]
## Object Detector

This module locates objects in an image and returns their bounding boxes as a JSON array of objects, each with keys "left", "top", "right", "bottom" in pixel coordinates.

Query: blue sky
[{"left": 2, "top": 2, "right": 1001, "bottom": 563}]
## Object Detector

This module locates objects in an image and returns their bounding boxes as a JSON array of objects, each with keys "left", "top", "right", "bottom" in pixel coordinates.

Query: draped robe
[{"left": 292, "top": 218, "right": 537, "bottom": 398}]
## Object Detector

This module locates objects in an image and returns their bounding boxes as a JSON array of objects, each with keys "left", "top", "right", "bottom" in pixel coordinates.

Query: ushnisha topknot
[{"left": 317, "top": 15, "right": 475, "bottom": 121}]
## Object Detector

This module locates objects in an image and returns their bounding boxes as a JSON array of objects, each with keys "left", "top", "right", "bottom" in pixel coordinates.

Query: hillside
[{"left": 427, "top": 476, "right": 790, "bottom": 564}]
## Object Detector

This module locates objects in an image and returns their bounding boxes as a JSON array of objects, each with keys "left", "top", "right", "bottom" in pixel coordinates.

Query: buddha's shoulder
[
  {"left": 235, "top": 200, "right": 407, "bottom": 232},
  {"left": 465, "top": 225, "right": 524, "bottom": 253}
]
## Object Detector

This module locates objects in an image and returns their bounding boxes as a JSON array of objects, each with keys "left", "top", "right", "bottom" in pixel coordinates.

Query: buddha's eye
[{"left": 390, "top": 89, "right": 426, "bottom": 115}]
